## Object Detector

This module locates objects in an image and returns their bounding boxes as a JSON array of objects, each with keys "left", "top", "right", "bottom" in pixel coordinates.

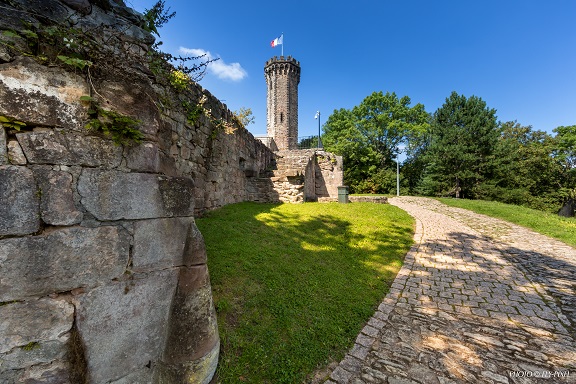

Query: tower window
[{"left": 280, "top": 112, "right": 284, "bottom": 123}]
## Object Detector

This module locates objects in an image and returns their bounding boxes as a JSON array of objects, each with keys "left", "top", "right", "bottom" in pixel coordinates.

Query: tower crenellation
[{"left": 264, "top": 56, "right": 301, "bottom": 151}]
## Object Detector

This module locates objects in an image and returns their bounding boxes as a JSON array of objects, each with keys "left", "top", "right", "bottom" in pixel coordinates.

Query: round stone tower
[{"left": 264, "top": 56, "right": 301, "bottom": 151}]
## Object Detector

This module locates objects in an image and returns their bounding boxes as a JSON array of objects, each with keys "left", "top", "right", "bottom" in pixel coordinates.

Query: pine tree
[{"left": 420, "top": 92, "right": 499, "bottom": 198}]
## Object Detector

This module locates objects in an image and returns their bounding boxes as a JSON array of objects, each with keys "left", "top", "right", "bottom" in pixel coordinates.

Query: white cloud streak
[{"left": 179, "top": 47, "right": 247, "bottom": 82}]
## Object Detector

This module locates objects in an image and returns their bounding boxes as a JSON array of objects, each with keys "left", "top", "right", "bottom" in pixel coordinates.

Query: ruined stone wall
[
  {"left": 0, "top": 0, "right": 276, "bottom": 382},
  {"left": 158, "top": 82, "right": 277, "bottom": 215},
  {"left": 314, "top": 151, "right": 344, "bottom": 200},
  {"left": 0, "top": 1, "right": 345, "bottom": 382},
  {"left": 0, "top": 59, "right": 221, "bottom": 384},
  {"left": 272, "top": 149, "right": 343, "bottom": 203}
]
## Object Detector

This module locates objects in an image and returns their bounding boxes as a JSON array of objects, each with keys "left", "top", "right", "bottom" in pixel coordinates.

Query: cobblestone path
[{"left": 328, "top": 197, "right": 576, "bottom": 384}]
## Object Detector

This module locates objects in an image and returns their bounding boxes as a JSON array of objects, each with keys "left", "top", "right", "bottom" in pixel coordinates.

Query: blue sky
[{"left": 128, "top": 0, "right": 576, "bottom": 139}]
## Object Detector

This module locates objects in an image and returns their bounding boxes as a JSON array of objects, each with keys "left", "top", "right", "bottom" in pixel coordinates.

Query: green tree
[
  {"left": 233, "top": 107, "right": 255, "bottom": 128},
  {"left": 401, "top": 113, "right": 433, "bottom": 193},
  {"left": 552, "top": 125, "right": 576, "bottom": 213},
  {"left": 553, "top": 125, "right": 576, "bottom": 173},
  {"left": 323, "top": 91, "right": 429, "bottom": 193},
  {"left": 484, "top": 121, "right": 565, "bottom": 210},
  {"left": 419, "top": 91, "right": 499, "bottom": 198}
]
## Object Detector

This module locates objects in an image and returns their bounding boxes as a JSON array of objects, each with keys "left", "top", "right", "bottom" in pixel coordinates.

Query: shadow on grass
[{"left": 196, "top": 202, "right": 414, "bottom": 384}]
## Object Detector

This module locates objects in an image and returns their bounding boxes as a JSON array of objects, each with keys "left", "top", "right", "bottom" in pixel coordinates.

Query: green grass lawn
[
  {"left": 196, "top": 202, "right": 414, "bottom": 383},
  {"left": 437, "top": 198, "right": 576, "bottom": 248}
]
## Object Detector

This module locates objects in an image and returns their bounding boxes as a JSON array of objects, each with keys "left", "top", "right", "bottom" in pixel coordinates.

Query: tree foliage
[
  {"left": 325, "top": 88, "right": 574, "bottom": 214},
  {"left": 143, "top": 0, "right": 176, "bottom": 36},
  {"left": 323, "top": 91, "right": 429, "bottom": 193},
  {"left": 233, "top": 107, "right": 255, "bottom": 128},
  {"left": 553, "top": 125, "right": 576, "bottom": 174},
  {"left": 417, "top": 92, "right": 499, "bottom": 198},
  {"left": 480, "top": 121, "right": 566, "bottom": 210}
]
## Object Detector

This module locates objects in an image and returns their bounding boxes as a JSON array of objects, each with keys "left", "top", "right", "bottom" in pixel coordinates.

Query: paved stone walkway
[{"left": 327, "top": 197, "right": 576, "bottom": 384}]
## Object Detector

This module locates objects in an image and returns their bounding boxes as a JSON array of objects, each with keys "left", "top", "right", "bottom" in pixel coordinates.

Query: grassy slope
[
  {"left": 437, "top": 198, "right": 576, "bottom": 248},
  {"left": 196, "top": 202, "right": 414, "bottom": 383}
]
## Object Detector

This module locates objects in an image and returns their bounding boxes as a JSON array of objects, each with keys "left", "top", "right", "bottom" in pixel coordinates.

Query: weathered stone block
[
  {"left": 0, "top": 340, "right": 67, "bottom": 372},
  {"left": 159, "top": 265, "right": 219, "bottom": 384},
  {"left": 7, "top": 140, "right": 26, "bottom": 165},
  {"left": 0, "top": 299, "right": 74, "bottom": 354},
  {"left": 125, "top": 141, "right": 161, "bottom": 172},
  {"left": 33, "top": 167, "right": 83, "bottom": 225},
  {"left": 155, "top": 341, "right": 219, "bottom": 384},
  {"left": 0, "top": 165, "right": 39, "bottom": 236},
  {"left": 10, "top": 360, "right": 71, "bottom": 384},
  {"left": 0, "top": 226, "right": 129, "bottom": 301},
  {"left": 76, "top": 270, "right": 178, "bottom": 384},
  {"left": 133, "top": 217, "right": 206, "bottom": 271},
  {"left": 78, "top": 169, "right": 194, "bottom": 220},
  {"left": 99, "top": 81, "right": 160, "bottom": 136},
  {"left": 0, "top": 126, "right": 7, "bottom": 164},
  {"left": 16, "top": 131, "right": 122, "bottom": 167},
  {"left": 108, "top": 368, "right": 154, "bottom": 384},
  {"left": 0, "top": 57, "right": 88, "bottom": 130},
  {"left": 158, "top": 175, "right": 196, "bottom": 215}
]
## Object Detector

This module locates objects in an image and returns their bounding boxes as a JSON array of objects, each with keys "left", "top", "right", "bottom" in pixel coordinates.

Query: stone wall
[
  {"left": 272, "top": 150, "right": 343, "bottom": 203},
  {"left": 0, "top": 0, "right": 273, "bottom": 382},
  {"left": 0, "top": 62, "right": 220, "bottom": 384},
  {"left": 0, "top": 1, "right": 344, "bottom": 383}
]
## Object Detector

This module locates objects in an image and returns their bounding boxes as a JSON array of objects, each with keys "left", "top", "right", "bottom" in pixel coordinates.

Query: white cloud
[{"left": 179, "top": 47, "right": 247, "bottom": 82}]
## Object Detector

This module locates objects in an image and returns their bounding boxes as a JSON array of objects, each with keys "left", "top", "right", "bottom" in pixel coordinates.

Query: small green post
[{"left": 337, "top": 186, "right": 349, "bottom": 203}]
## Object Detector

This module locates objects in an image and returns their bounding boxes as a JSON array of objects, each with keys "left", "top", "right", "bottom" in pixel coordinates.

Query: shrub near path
[{"left": 196, "top": 202, "right": 414, "bottom": 383}]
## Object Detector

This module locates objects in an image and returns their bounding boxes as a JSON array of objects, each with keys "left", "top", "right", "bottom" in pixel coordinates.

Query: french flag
[{"left": 270, "top": 35, "right": 283, "bottom": 48}]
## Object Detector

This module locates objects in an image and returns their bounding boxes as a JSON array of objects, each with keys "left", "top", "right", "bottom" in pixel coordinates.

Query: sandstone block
[
  {"left": 76, "top": 270, "right": 178, "bottom": 384},
  {"left": 0, "top": 299, "right": 74, "bottom": 354},
  {"left": 108, "top": 369, "right": 154, "bottom": 384},
  {"left": 7, "top": 140, "right": 26, "bottom": 165},
  {"left": 160, "top": 265, "right": 219, "bottom": 383},
  {"left": 124, "top": 141, "right": 161, "bottom": 172},
  {"left": 155, "top": 341, "right": 219, "bottom": 384},
  {"left": 0, "top": 340, "right": 67, "bottom": 372},
  {"left": 133, "top": 217, "right": 206, "bottom": 271},
  {"left": 0, "top": 126, "right": 7, "bottom": 164},
  {"left": 99, "top": 81, "right": 160, "bottom": 136},
  {"left": 11, "top": 360, "right": 71, "bottom": 384},
  {"left": 0, "top": 226, "right": 129, "bottom": 301},
  {"left": 0, "top": 165, "right": 39, "bottom": 236},
  {"left": 16, "top": 131, "right": 122, "bottom": 167},
  {"left": 78, "top": 169, "right": 195, "bottom": 220},
  {"left": 0, "top": 57, "right": 88, "bottom": 130},
  {"left": 33, "top": 167, "right": 83, "bottom": 225}
]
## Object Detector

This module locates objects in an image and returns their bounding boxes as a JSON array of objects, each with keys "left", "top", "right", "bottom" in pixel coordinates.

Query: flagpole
[
  {"left": 317, "top": 111, "right": 321, "bottom": 148},
  {"left": 281, "top": 32, "right": 284, "bottom": 56}
]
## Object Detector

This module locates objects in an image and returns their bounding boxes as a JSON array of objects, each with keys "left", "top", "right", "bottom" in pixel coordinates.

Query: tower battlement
[
  {"left": 264, "top": 56, "right": 301, "bottom": 151},
  {"left": 265, "top": 56, "right": 300, "bottom": 67}
]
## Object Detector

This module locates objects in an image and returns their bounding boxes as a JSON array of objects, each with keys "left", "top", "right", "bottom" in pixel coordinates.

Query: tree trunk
[
  {"left": 455, "top": 177, "right": 461, "bottom": 199},
  {"left": 558, "top": 198, "right": 575, "bottom": 217}
]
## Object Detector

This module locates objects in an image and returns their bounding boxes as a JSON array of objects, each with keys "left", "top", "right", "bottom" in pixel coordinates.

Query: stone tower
[{"left": 264, "top": 56, "right": 301, "bottom": 151}]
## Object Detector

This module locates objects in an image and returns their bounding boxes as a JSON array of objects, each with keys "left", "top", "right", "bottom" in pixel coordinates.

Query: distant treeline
[{"left": 320, "top": 91, "right": 575, "bottom": 213}]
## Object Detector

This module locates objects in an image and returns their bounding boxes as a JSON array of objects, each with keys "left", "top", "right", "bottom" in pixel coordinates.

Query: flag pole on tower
[{"left": 270, "top": 33, "right": 284, "bottom": 56}]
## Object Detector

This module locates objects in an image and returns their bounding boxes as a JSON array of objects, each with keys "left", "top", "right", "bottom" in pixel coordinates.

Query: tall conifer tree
[{"left": 420, "top": 92, "right": 499, "bottom": 198}]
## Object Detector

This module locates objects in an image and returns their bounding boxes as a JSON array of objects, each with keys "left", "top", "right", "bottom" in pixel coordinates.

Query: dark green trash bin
[{"left": 337, "top": 186, "right": 349, "bottom": 203}]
